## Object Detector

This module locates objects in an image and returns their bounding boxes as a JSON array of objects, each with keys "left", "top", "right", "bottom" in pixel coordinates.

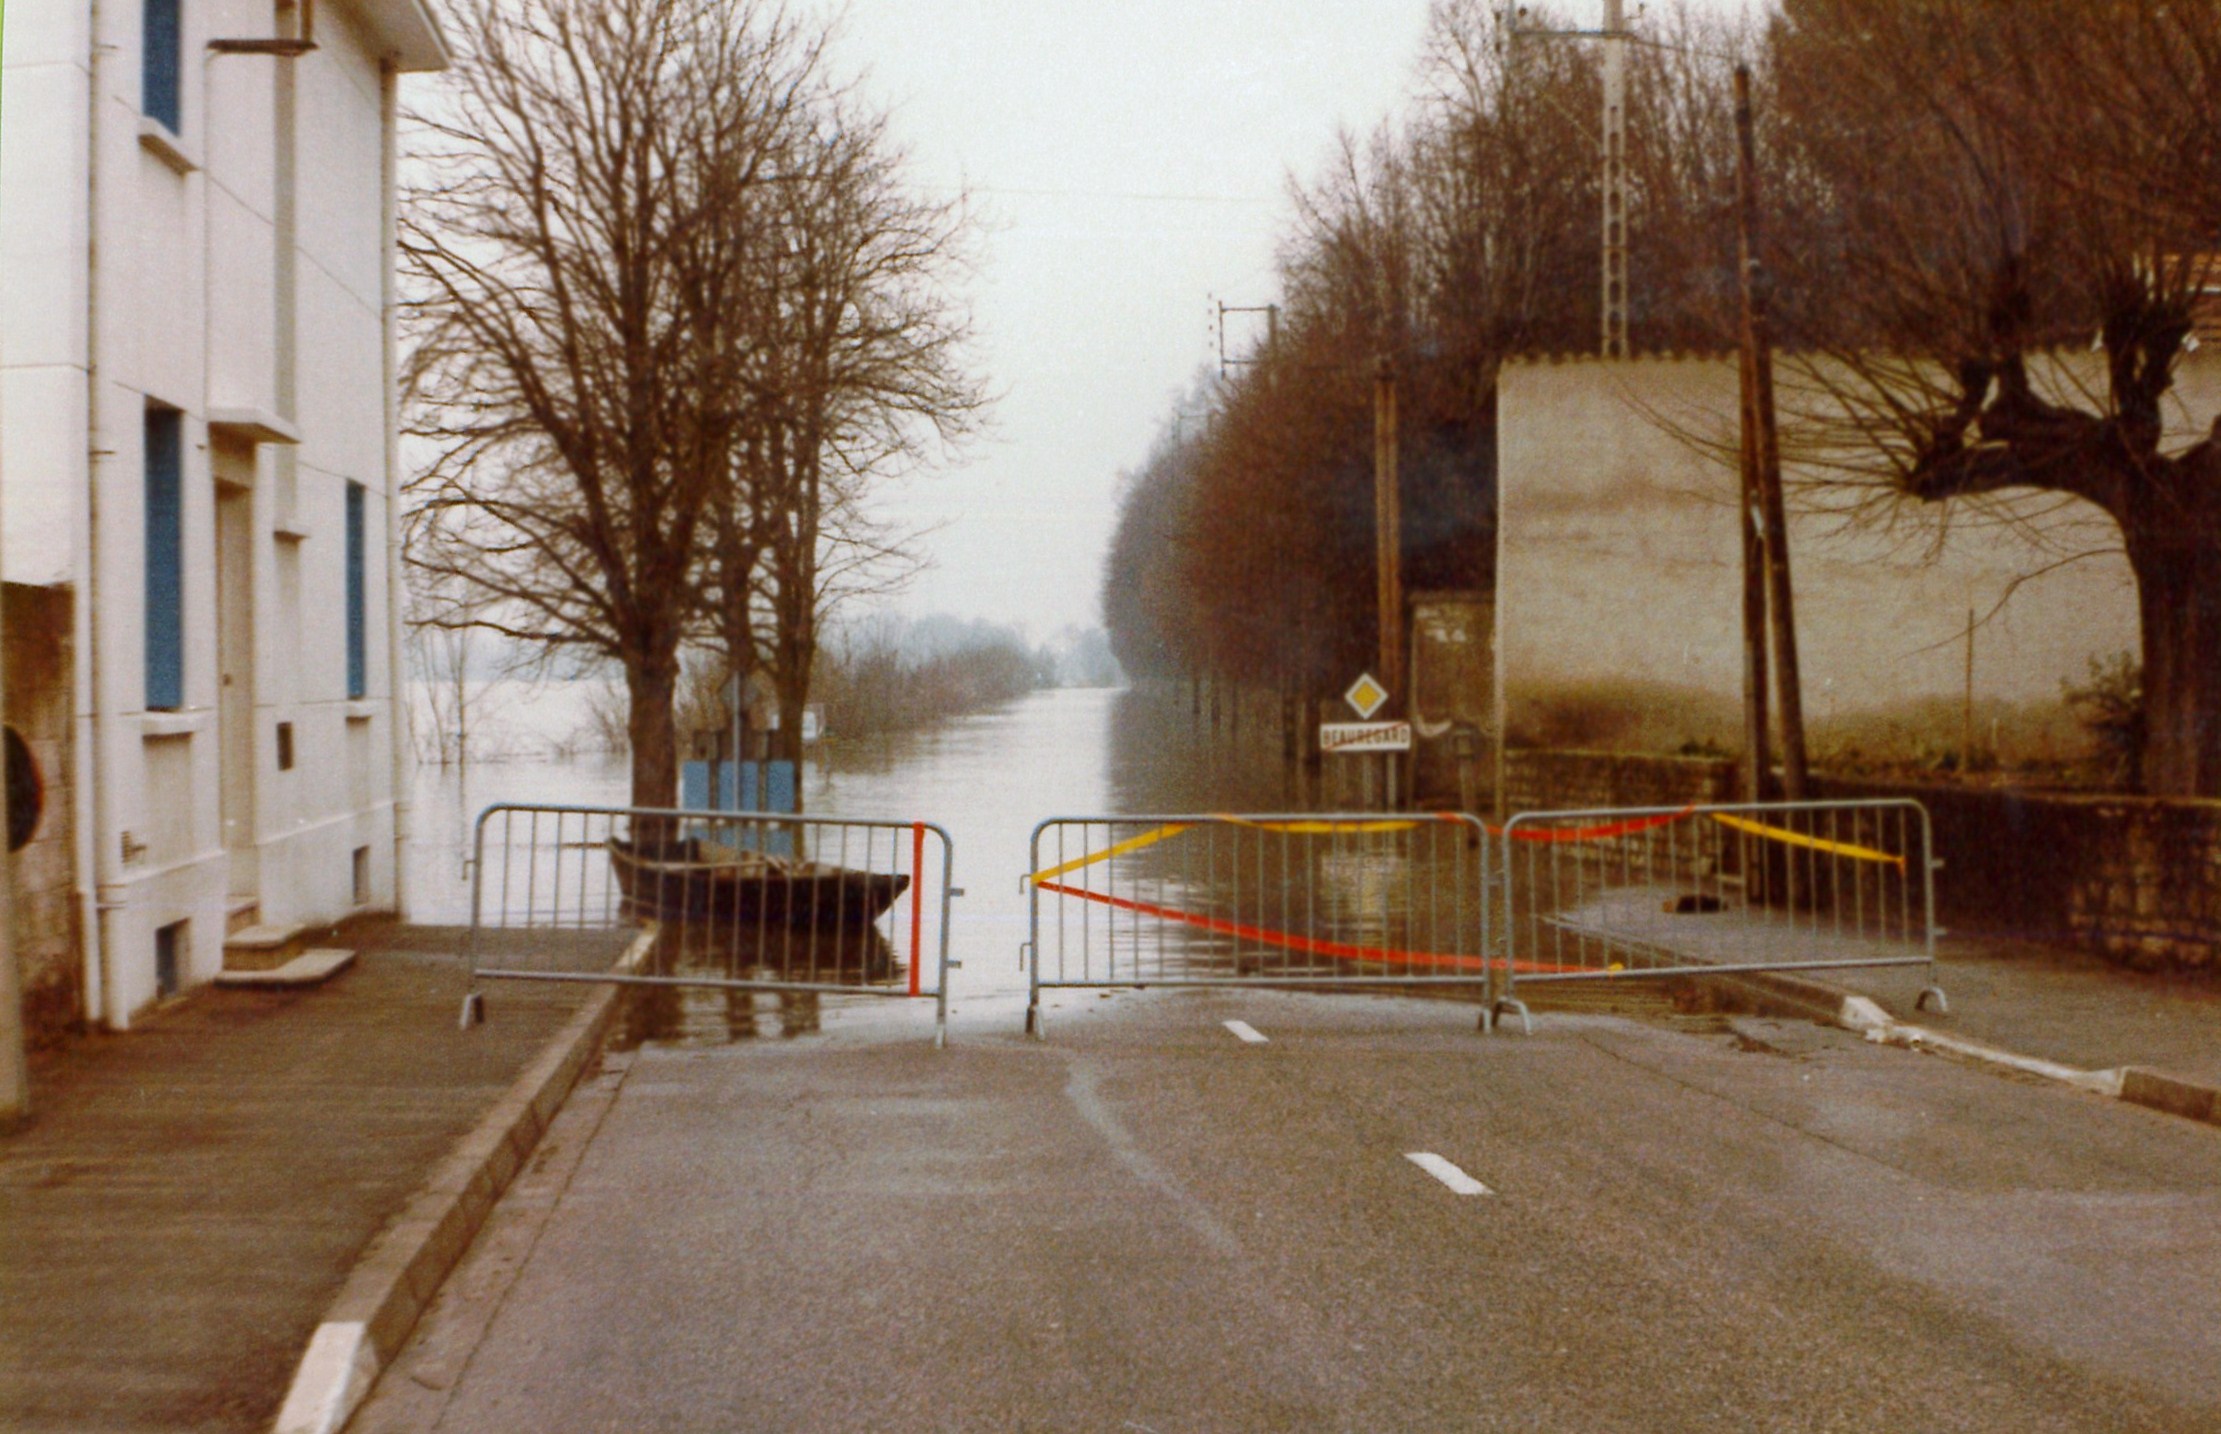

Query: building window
[
  {"left": 155, "top": 920, "right": 187, "bottom": 998},
  {"left": 143, "top": 0, "right": 182, "bottom": 132},
  {"left": 345, "top": 482, "right": 367, "bottom": 700},
  {"left": 145, "top": 407, "right": 185, "bottom": 711}
]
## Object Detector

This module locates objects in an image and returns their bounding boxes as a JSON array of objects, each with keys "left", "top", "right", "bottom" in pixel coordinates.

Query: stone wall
[
  {"left": 7, "top": 583, "right": 77, "bottom": 1044},
  {"left": 1811, "top": 775, "right": 2221, "bottom": 974}
]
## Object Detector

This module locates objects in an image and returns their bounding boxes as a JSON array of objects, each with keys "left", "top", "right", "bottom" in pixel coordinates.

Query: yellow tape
[
  {"left": 1709, "top": 813, "right": 1906, "bottom": 871},
  {"left": 1030, "top": 823, "right": 1192, "bottom": 884},
  {"left": 1028, "top": 813, "right": 1449, "bottom": 884},
  {"left": 1213, "top": 815, "right": 1432, "bottom": 836}
]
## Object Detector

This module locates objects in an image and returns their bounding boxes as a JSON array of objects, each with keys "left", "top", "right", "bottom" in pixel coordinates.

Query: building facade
[{"left": 0, "top": 0, "right": 444, "bottom": 1035}]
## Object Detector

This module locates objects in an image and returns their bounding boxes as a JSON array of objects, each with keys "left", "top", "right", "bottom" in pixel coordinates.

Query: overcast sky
[{"left": 829, "top": 0, "right": 1453, "bottom": 639}]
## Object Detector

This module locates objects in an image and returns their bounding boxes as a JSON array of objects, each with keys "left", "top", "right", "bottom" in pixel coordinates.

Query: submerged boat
[{"left": 608, "top": 836, "right": 911, "bottom": 929}]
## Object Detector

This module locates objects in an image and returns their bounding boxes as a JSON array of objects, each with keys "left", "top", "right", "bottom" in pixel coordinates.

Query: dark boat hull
[{"left": 608, "top": 838, "right": 911, "bottom": 929}]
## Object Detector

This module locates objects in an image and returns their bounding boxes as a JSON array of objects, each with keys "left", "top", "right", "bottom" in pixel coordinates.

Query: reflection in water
[
  {"left": 1317, "top": 850, "right": 1411, "bottom": 943},
  {"left": 1055, "top": 817, "right": 1486, "bottom": 986},
  {"left": 614, "top": 919, "right": 903, "bottom": 1047}
]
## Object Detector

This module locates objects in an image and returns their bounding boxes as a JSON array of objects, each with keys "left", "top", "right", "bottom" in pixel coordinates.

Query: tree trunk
[
  {"left": 2131, "top": 532, "right": 2221, "bottom": 797},
  {"left": 626, "top": 648, "right": 681, "bottom": 814}
]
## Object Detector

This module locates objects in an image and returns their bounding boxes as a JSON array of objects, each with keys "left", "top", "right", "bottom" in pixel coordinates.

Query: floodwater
[{"left": 410, "top": 684, "right": 1423, "bottom": 1041}]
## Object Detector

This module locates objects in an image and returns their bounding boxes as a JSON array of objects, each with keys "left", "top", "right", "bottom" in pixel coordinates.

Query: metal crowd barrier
[
  {"left": 1492, "top": 798, "right": 1944, "bottom": 1034},
  {"left": 1024, "top": 812, "right": 1493, "bottom": 1036},
  {"left": 463, "top": 803, "right": 957, "bottom": 1046}
]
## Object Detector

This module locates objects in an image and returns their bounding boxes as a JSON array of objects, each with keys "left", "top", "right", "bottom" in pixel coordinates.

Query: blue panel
[
  {"left": 142, "top": 0, "right": 181, "bottom": 131},
  {"left": 766, "top": 761, "right": 798, "bottom": 816},
  {"left": 736, "top": 761, "right": 760, "bottom": 812},
  {"left": 680, "top": 760, "right": 710, "bottom": 812},
  {"left": 717, "top": 762, "right": 738, "bottom": 811},
  {"left": 143, "top": 408, "right": 184, "bottom": 711},
  {"left": 345, "top": 483, "right": 367, "bottom": 699}
]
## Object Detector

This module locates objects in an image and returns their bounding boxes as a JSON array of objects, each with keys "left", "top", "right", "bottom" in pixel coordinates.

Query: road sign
[
  {"left": 1343, "top": 673, "right": 1390, "bottom": 720},
  {"left": 1320, "top": 721, "right": 1412, "bottom": 754}
]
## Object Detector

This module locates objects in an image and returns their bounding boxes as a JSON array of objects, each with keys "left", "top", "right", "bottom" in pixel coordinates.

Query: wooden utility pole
[
  {"left": 1738, "top": 336, "right": 1773, "bottom": 804},
  {"left": 1963, "top": 607, "right": 1976, "bottom": 769},
  {"left": 1734, "top": 65, "right": 1808, "bottom": 800},
  {"left": 1373, "top": 355, "right": 1404, "bottom": 701}
]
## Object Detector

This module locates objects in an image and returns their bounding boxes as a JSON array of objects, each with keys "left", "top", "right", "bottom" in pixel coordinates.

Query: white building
[{"left": 0, "top": 0, "right": 445, "bottom": 1035}]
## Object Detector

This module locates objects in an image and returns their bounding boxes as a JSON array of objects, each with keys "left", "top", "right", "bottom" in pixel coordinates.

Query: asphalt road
[{"left": 352, "top": 988, "right": 2221, "bottom": 1432}]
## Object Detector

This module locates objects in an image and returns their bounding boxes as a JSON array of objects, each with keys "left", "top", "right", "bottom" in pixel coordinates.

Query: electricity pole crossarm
[{"left": 1215, "top": 300, "right": 1280, "bottom": 380}]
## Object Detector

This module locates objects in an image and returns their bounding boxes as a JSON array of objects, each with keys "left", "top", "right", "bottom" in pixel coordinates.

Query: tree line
[
  {"left": 1105, "top": 0, "right": 2221, "bottom": 796},
  {"left": 401, "top": 0, "right": 986, "bottom": 810}
]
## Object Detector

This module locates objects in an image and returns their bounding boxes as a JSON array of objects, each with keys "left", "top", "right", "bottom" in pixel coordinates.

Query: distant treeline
[{"left": 816, "top": 617, "right": 1122, "bottom": 737}]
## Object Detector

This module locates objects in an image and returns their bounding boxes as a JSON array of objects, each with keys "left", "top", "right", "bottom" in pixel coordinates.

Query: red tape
[
  {"left": 1493, "top": 805, "right": 1695, "bottom": 843},
  {"left": 908, "top": 822, "right": 925, "bottom": 997},
  {"left": 1038, "top": 881, "right": 1589, "bottom": 976}
]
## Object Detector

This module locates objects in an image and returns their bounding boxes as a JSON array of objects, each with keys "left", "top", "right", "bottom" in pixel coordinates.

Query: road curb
[
  {"left": 1709, "top": 968, "right": 2221, "bottom": 1121},
  {"left": 269, "top": 929, "right": 654, "bottom": 1434},
  {"left": 2120, "top": 1067, "right": 2221, "bottom": 1126}
]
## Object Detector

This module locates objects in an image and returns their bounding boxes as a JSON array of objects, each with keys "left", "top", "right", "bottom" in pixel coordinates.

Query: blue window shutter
[
  {"left": 345, "top": 483, "right": 367, "bottom": 700},
  {"left": 142, "top": 0, "right": 181, "bottom": 132},
  {"left": 144, "top": 408, "right": 184, "bottom": 711}
]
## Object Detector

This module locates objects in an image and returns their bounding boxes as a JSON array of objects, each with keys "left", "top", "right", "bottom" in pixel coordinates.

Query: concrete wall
[
  {"left": 1490, "top": 355, "right": 2219, "bottom": 767},
  {"left": 1500, "top": 747, "right": 1738, "bottom": 820}
]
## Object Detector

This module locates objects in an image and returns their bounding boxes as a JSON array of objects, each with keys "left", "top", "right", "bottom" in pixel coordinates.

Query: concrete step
[
  {"left": 226, "top": 898, "right": 261, "bottom": 938},
  {"left": 213, "top": 948, "right": 355, "bottom": 989},
  {"left": 223, "top": 922, "right": 315, "bottom": 972}
]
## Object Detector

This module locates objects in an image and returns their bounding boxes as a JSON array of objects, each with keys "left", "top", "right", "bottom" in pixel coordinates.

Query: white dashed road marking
[
  {"left": 1222, "top": 1020, "right": 1268, "bottom": 1044},
  {"left": 1405, "top": 1152, "right": 1494, "bottom": 1196}
]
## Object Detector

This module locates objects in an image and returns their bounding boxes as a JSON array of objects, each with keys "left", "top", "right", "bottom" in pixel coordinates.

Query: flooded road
[{"left": 412, "top": 685, "right": 1315, "bottom": 1038}]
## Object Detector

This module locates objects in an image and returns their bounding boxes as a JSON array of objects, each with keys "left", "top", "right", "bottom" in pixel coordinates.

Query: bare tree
[
  {"left": 402, "top": 0, "right": 826, "bottom": 812},
  {"left": 404, "top": 572, "right": 490, "bottom": 771},
  {"left": 715, "top": 95, "right": 986, "bottom": 773},
  {"left": 1767, "top": 0, "right": 2221, "bottom": 795}
]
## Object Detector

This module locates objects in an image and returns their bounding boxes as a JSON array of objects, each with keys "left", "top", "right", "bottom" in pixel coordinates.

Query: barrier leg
[{"left": 1486, "top": 996, "right": 1531, "bottom": 1037}]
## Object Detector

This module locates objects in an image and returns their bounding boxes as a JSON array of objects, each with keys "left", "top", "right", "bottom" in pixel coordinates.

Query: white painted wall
[
  {"left": 1493, "top": 355, "right": 2209, "bottom": 766},
  {"left": 0, "top": 0, "right": 444, "bottom": 1027}
]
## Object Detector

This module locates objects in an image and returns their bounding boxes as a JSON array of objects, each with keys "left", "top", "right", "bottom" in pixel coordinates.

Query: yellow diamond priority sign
[{"left": 1343, "top": 673, "right": 1390, "bottom": 720}]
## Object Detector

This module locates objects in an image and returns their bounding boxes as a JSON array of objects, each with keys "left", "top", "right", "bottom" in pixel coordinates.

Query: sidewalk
[{"left": 0, "top": 920, "right": 617, "bottom": 1434}]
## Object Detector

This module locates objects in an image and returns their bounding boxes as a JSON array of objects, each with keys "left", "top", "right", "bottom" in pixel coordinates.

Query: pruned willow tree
[
  {"left": 404, "top": 0, "right": 982, "bottom": 808},
  {"left": 1768, "top": 0, "right": 2221, "bottom": 795}
]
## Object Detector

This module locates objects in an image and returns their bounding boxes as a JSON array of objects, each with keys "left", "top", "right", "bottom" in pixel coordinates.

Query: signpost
[{"left": 1331, "top": 673, "right": 1402, "bottom": 809}]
